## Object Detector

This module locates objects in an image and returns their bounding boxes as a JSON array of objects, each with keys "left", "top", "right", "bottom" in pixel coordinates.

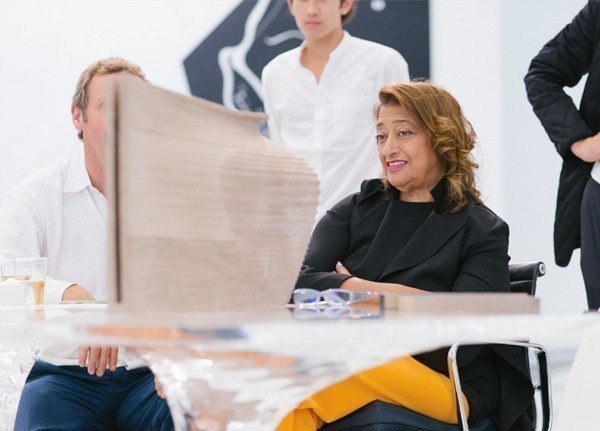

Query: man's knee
[
  {"left": 15, "top": 365, "right": 111, "bottom": 431},
  {"left": 15, "top": 375, "right": 88, "bottom": 431},
  {"left": 120, "top": 395, "right": 174, "bottom": 431},
  {"left": 117, "top": 369, "right": 175, "bottom": 431},
  {"left": 147, "top": 397, "right": 175, "bottom": 431}
]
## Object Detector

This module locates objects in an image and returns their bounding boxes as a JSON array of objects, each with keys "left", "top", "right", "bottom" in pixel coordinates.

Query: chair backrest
[
  {"left": 323, "top": 262, "right": 550, "bottom": 431},
  {"left": 509, "top": 261, "right": 546, "bottom": 296}
]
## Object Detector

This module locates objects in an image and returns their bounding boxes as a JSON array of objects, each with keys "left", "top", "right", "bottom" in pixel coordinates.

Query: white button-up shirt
[
  {"left": 262, "top": 32, "right": 410, "bottom": 220},
  {"left": 592, "top": 161, "right": 600, "bottom": 183},
  {"left": 0, "top": 152, "right": 143, "bottom": 367},
  {"left": 1, "top": 151, "right": 107, "bottom": 303}
]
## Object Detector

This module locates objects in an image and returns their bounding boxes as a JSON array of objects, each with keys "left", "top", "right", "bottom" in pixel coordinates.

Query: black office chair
[
  {"left": 320, "top": 262, "right": 550, "bottom": 431},
  {"left": 508, "top": 261, "right": 546, "bottom": 295}
]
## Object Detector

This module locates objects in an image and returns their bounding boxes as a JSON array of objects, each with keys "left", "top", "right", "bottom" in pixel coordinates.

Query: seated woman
[{"left": 278, "top": 82, "right": 533, "bottom": 431}]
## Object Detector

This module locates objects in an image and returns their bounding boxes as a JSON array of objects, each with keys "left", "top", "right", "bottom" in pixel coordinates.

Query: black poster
[{"left": 184, "top": 0, "right": 429, "bottom": 112}]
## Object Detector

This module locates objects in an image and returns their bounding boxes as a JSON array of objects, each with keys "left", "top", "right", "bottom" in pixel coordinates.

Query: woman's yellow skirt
[{"left": 277, "top": 356, "right": 469, "bottom": 431}]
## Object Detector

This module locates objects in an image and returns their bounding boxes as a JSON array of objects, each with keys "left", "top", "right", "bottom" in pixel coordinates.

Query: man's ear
[
  {"left": 340, "top": 0, "right": 355, "bottom": 16},
  {"left": 286, "top": 0, "right": 294, "bottom": 15},
  {"left": 71, "top": 104, "right": 84, "bottom": 132}
]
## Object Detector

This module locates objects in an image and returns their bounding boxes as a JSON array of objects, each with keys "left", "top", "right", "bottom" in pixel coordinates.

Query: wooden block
[{"left": 382, "top": 293, "right": 539, "bottom": 315}]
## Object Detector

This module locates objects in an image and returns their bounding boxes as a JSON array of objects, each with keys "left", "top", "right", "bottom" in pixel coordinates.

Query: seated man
[{"left": 0, "top": 57, "right": 174, "bottom": 431}]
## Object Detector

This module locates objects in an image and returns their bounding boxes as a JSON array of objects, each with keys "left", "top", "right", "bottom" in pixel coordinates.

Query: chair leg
[
  {"left": 448, "top": 341, "right": 552, "bottom": 431},
  {"left": 447, "top": 344, "right": 469, "bottom": 431}
]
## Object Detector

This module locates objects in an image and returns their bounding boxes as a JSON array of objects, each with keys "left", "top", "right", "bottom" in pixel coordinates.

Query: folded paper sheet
[{"left": 104, "top": 77, "right": 319, "bottom": 314}]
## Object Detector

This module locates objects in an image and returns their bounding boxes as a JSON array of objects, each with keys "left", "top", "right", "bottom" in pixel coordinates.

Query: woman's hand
[
  {"left": 337, "top": 263, "right": 425, "bottom": 295},
  {"left": 335, "top": 262, "right": 351, "bottom": 275}
]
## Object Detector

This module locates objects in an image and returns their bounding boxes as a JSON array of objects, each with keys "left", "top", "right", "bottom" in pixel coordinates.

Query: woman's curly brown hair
[{"left": 376, "top": 81, "right": 482, "bottom": 212}]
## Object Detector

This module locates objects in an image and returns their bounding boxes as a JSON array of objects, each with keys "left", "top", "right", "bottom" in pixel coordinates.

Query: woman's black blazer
[{"left": 296, "top": 179, "right": 534, "bottom": 431}]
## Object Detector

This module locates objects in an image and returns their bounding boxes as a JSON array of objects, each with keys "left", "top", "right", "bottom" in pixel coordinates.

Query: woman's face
[{"left": 376, "top": 104, "right": 444, "bottom": 201}]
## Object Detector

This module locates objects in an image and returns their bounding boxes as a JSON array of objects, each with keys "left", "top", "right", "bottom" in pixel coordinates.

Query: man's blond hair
[{"left": 72, "top": 57, "right": 146, "bottom": 140}]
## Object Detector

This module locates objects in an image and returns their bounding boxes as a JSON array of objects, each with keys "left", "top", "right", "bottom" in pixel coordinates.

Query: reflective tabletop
[
  {"left": 45, "top": 307, "right": 600, "bottom": 431},
  {"left": 0, "top": 304, "right": 106, "bottom": 431}
]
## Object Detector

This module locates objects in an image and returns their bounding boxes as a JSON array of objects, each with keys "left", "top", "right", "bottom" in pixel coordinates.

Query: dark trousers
[
  {"left": 581, "top": 177, "right": 600, "bottom": 310},
  {"left": 15, "top": 361, "right": 174, "bottom": 431}
]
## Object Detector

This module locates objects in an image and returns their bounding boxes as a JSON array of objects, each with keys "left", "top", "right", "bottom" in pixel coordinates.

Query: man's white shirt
[
  {"left": 592, "top": 161, "right": 600, "bottom": 184},
  {"left": 262, "top": 31, "right": 410, "bottom": 220},
  {"left": 0, "top": 151, "right": 139, "bottom": 367}
]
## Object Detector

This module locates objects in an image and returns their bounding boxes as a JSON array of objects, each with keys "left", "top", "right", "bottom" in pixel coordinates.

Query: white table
[
  {"left": 0, "top": 304, "right": 106, "bottom": 431},
  {"left": 53, "top": 309, "right": 600, "bottom": 431}
]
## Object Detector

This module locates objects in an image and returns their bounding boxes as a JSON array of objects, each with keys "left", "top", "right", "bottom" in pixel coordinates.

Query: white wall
[
  {"left": 431, "top": 0, "right": 503, "bottom": 211},
  {"left": 0, "top": 0, "right": 239, "bottom": 201},
  {"left": 431, "top": 0, "right": 588, "bottom": 313},
  {"left": 0, "top": 0, "right": 590, "bottom": 313},
  {"left": 500, "top": 0, "right": 588, "bottom": 313}
]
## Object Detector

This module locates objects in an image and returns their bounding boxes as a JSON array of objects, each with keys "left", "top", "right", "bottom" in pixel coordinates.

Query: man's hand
[
  {"left": 79, "top": 346, "right": 119, "bottom": 376},
  {"left": 155, "top": 376, "right": 166, "bottom": 399},
  {"left": 572, "top": 133, "right": 600, "bottom": 162},
  {"left": 62, "top": 284, "right": 95, "bottom": 301}
]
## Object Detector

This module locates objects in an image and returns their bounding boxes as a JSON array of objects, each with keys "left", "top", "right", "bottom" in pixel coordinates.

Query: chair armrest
[
  {"left": 509, "top": 262, "right": 546, "bottom": 295},
  {"left": 447, "top": 341, "right": 552, "bottom": 431}
]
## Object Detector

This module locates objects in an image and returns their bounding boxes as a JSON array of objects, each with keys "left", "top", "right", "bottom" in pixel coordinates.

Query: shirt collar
[
  {"left": 63, "top": 151, "right": 92, "bottom": 193},
  {"left": 431, "top": 178, "right": 453, "bottom": 214},
  {"left": 430, "top": 178, "right": 446, "bottom": 204},
  {"left": 329, "top": 31, "right": 352, "bottom": 59},
  {"left": 388, "top": 177, "right": 449, "bottom": 212},
  {"left": 296, "top": 30, "right": 352, "bottom": 65}
]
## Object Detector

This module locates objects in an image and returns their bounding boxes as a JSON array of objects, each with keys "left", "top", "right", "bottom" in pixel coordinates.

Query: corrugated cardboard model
[{"left": 104, "top": 77, "right": 318, "bottom": 314}]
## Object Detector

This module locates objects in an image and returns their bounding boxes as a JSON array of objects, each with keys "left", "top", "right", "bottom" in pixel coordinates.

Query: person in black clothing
[
  {"left": 525, "top": 1, "right": 600, "bottom": 310},
  {"left": 285, "top": 82, "right": 533, "bottom": 431}
]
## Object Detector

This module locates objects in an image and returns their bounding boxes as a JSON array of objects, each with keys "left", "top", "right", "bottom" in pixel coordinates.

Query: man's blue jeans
[{"left": 15, "top": 360, "right": 174, "bottom": 431}]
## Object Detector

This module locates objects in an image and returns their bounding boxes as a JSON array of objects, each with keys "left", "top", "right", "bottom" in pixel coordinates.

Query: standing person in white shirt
[
  {"left": 0, "top": 57, "right": 174, "bottom": 431},
  {"left": 261, "top": 0, "right": 410, "bottom": 220}
]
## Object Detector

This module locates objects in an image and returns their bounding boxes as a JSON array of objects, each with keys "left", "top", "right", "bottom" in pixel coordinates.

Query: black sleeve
[
  {"left": 524, "top": 2, "right": 599, "bottom": 157},
  {"left": 452, "top": 219, "right": 510, "bottom": 293},
  {"left": 416, "top": 217, "right": 511, "bottom": 372},
  {"left": 294, "top": 194, "right": 356, "bottom": 292}
]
